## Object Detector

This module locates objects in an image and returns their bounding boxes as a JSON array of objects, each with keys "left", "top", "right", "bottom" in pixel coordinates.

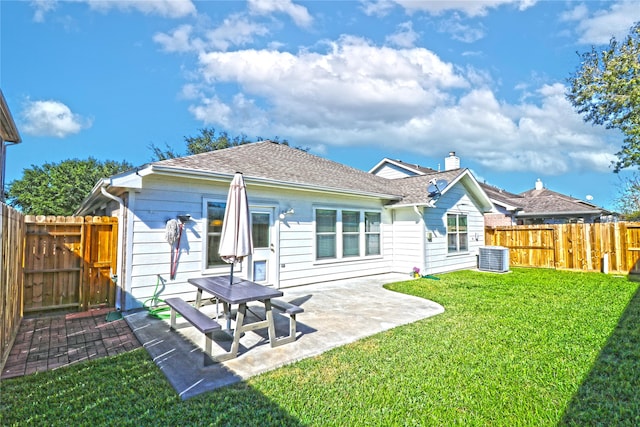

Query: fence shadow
[{"left": 559, "top": 279, "right": 640, "bottom": 425}]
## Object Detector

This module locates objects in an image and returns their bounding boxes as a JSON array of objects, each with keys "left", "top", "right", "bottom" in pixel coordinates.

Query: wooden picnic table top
[{"left": 188, "top": 275, "right": 283, "bottom": 305}]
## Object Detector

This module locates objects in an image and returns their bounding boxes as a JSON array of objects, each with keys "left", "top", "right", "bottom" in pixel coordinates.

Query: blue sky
[{"left": 2, "top": 0, "right": 638, "bottom": 210}]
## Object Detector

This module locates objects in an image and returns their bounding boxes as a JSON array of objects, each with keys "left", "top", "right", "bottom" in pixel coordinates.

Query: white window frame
[
  {"left": 313, "top": 207, "right": 382, "bottom": 262},
  {"left": 447, "top": 213, "right": 468, "bottom": 254},
  {"left": 202, "top": 197, "right": 241, "bottom": 274}
]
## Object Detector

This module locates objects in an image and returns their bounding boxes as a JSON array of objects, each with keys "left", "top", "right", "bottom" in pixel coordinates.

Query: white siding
[
  {"left": 373, "top": 164, "right": 416, "bottom": 179},
  {"left": 121, "top": 175, "right": 396, "bottom": 309},
  {"left": 422, "top": 183, "right": 485, "bottom": 274},
  {"left": 111, "top": 171, "right": 489, "bottom": 310},
  {"left": 390, "top": 208, "right": 426, "bottom": 277}
]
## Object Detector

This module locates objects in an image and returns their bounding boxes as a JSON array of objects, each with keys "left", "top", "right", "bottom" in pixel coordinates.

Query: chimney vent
[
  {"left": 535, "top": 178, "right": 543, "bottom": 190},
  {"left": 444, "top": 151, "right": 460, "bottom": 171}
]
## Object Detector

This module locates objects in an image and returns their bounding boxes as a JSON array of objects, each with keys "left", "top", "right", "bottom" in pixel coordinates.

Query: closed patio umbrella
[{"left": 219, "top": 172, "right": 253, "bottom": 285}]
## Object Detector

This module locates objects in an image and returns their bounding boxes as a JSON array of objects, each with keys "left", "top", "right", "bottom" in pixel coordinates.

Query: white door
[{"left": 249, "top": 209, "right": 276, "bottom": 285}]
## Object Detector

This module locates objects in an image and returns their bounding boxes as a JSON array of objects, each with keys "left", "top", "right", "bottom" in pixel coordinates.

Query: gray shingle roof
[
  {"left": 479, "top": 183, "right": 523, "bottom": 207},
  {"left": 388, "top": 170, "right": 467, "bottom": 205},
  {"left": 517, "top": 187, "right": 608, "bottom": 215},
  {"left": 154, "top": 141, "right": 400, "bottom": 198}
]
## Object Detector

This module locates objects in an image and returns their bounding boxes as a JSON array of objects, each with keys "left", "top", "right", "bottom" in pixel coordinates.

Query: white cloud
[
  {"left": 154, "top": 15, "right": 270, "bottom": 53},
  {"left": 360, "top": 0, "right": 396, "bottom": 17},
  {"left": 438, "top": 16, "right": 486, "bottom": 43},
  {"left": 30, "top": 0, "right": 196, "bottom": 21},
  {"left": 153, "top": 25, "right": 200, "bottom": 53},
  {"left": 386, "top": 21, "right": 420, "bottom": 48},
  {"left": 247, "top": 0, "right": 313, "bottom": 28},
  {"left": 184, "top": 35, "right": 618, "bottom": 176},
  {"left": 86, "top": 0, "right": 196, "bottom": 18},
  {"left": 30, "top": 0, "right": 57, "bottom": 22},
  {"left": 205, "top": 14, "right": 270, "bottom": 51},
  {"left": 194, "top": 36, "right": 467, "bottom": 126},
  {"left": 391, "top": 0, "right": 536, "bottom": 17},
  {"left": 562, "top": 1, "right": 638, "bottom": 45},
  {"left": 21, "top": 99, "right": 92, "bottom": 138}
]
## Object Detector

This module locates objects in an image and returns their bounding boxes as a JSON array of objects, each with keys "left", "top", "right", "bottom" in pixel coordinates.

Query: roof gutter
[
  {"left": 516, "top": 210, "right": 605, "bottom": 217},
  {"left": 387, "top": 200, "right": 436, "bottom": 209}
]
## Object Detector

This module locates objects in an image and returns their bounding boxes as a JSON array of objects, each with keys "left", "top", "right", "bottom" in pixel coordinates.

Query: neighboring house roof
[
  {"left": 369, "top": 158, "right": 436, "bottom": 177},
  {"left": 480, "top": 181, "right": 610, "bottom": 218},
  {"left": 516, "top": 186, "right": 610, "bottom": 217},
  {"left": 369, "top": 157, "right": 611, "bottom": 219},
  {"left": 479, "top": 183, "right": 523, "bottom": 212},
  {"left": 77, "top": 142, "right": 493, "bottom": 215}
]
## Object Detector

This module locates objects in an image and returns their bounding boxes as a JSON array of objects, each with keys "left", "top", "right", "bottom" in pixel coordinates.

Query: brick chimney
[{"left": 445, "top": 151, "right": 460, "bottom": 171}]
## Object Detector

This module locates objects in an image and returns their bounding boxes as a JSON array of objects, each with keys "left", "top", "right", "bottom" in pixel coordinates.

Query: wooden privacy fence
[
  {"left": 1, "top": 204, "right": 25, "bottom": 372},
  {"left": 485, "top": 222, "right": 640, "bottom": 274},
  {"left": 23, "top": 215, "right": 118, "bottom": 313}
]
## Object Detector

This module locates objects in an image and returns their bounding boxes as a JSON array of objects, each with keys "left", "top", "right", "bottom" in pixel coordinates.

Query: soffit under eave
[{"left": 0, "top": 91, "right": 21, "bottom": 143}]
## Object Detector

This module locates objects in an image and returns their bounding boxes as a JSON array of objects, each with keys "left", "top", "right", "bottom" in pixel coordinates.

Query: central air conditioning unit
[{"left": 478, "top": 246, "right": 510, "bottom": 273}]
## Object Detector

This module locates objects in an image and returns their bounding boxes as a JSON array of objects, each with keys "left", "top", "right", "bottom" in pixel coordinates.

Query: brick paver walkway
[{"left": 1, "top": 308, "right": 141, "bottom": 380}]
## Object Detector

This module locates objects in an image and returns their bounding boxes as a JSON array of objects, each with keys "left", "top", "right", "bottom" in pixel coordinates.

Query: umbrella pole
[{"left": 226, "top": 262, "right": 234, "bottom": 330}]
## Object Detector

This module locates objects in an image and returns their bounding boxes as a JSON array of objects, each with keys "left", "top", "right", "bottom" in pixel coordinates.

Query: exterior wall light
[{"left": 279, "top": 208, "right": 295, "bottom": 220}]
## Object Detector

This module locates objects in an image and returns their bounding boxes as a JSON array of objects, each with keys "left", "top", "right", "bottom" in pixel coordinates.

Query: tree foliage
[
  {"left": 149, "top": 127, "right": 298, "bottom": 161},
  {"left": 6, "top": 158, "right": 133, "bottom": 215},
  {"left": 566, "top": 22, "right": 640, "bottom": 172},
  {"left": 616, "top": 173, "right": 640, "bottom": 220}
]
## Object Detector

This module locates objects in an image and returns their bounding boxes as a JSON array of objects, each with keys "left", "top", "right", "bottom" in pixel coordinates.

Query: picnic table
[{"left": 187, "top": 275, "right": 284, "bottom": 361}]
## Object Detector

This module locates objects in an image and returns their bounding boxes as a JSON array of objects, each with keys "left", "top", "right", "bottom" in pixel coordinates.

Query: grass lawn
[{"left": 1, "top": 268, "right": 638, "bottom": 426}]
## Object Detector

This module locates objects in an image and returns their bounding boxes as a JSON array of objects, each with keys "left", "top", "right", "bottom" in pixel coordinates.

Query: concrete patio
[{"left": 125, "top": 273, "right": 444, "bottom": 400}]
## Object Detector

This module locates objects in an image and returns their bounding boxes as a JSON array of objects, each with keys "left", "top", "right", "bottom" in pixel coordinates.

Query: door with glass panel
[{"left": 250, "top": 209, "right": 275, "bottom": 285}]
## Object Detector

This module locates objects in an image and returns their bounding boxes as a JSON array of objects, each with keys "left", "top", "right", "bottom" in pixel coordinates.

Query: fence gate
[
  {"left": 23, "top": 216, "right": 117, "bottom": 313},
  {"left": 626, "top": 224, "right": 640, "bottom": 275}
]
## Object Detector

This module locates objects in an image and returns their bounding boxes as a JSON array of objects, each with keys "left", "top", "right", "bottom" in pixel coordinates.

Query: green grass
[{"left": 1, "top": 268, "right": 638, "bottom": 426}]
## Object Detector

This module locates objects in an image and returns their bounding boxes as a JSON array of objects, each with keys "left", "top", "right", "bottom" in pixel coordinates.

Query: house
[
  {"left": 0, "top": 90, "right": 22, "bottom": 202},
  {"left": 482, "top": 179, "right": 614, "bottom": 225},
  {"left": 76, "top": 141, "right": 493, "bottom": 311},
  {"left": 371, "top": 152, "right": 612, "bottom": 225}
]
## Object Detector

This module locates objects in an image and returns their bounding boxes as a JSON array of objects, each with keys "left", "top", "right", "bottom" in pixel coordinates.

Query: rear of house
[{"left": 78, "top": 142, "right": 492, "bottom": 310}]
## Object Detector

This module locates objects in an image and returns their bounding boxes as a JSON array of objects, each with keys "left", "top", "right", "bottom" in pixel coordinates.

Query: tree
[
  {"left": 7, "top": 158, "right": 133, "bottom": 215},
  {"left": 616, "top": 173, "right": 640, "bottom": 220},
  {"left": 149, "top": 127, "right": 299, "bottom": 161},
  {"left": 566, "top": 22, "right": 640, "bottom": 172},
  {"left": 184, "top": 128, "right": 253, "bottom": 155}
]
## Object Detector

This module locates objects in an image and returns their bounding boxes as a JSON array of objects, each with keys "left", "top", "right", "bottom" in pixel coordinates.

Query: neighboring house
[
  {"left": 482, "top": 179, "right": 613, "bottom": 225},
  {"left": 372, "top": 152, "right": 613, "bottom": 226},
  {"left": 0, "top": 90, "right": 22, "bottom": 202},
  {"left": 77, "top": 142, "right": 492, "bottom": 311}
]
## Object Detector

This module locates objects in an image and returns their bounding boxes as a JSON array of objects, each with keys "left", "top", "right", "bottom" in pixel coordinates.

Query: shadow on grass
[
  {"left": 0, "top": 348, "right": 306, "bottom": 426},
  {"left": 559, "top": 279, "right": 640, "bottom": 425}
]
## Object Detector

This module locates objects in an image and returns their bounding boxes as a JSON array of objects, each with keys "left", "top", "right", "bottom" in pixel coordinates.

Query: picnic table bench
[
  {"left": 270, "top": 298, "right": 304, "bottom": 345},
  {"left": 164, "top": 297, "right": 221, "bottom": 363}
]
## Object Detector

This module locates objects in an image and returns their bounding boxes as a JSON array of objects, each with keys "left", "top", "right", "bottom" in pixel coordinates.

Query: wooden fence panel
[
  {"left": 485, "top": 222, "right": 640, "bottom": 274},
  {"left": 1, "top": 204, "right": 24, "bottom": 372},
  {"left": 83, "top": 217, "right": 117, "bottom": 309},
  {"left": 625, "top": 223, "right": 640, "bottom": 274},
  {"left": 23, "top": 215, "right": 117, "bottom": 313}
]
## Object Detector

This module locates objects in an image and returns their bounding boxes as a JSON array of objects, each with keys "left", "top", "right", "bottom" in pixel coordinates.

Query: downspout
[
  {"left": 101, "top": 186, "right": 125, "bottom": 311},
  {"left": 413, "top": 205, "right": 427, "bottom": 275}
]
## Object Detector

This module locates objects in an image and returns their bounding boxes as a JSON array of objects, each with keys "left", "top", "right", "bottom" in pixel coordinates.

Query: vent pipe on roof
[
  {"left": 445, "top": 151, "right": 460, "bottom": 171},
  {"left": 535, "top": 178, "right": 543, "bottom": 190}
]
